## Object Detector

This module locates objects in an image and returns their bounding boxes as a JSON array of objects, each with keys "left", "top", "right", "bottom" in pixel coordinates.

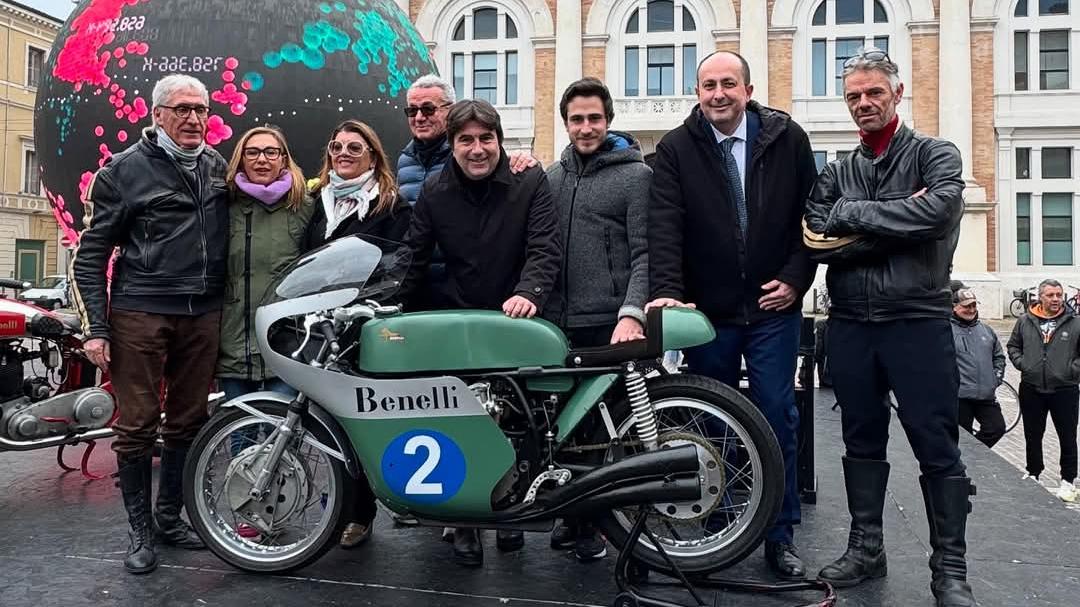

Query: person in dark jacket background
[
  {"left": 401, "top": 99, "right": 561, "bottom": 567},
  {"left": 305, "top": 119, "right": 412, "bottom": 251},
  {"left": 803, "top": 49, "right": 975, "bottom": 607},
  {"left": 951, "top": 288, "right": 1006, "bottom": 448},
  {"left": 72, "top": 74, "right": 225, "bottom": 574},
  {"left": 646, "top": 50, "right": 817, "bottom": 580},
  {"left": 397, "top": 75, "right": 454, "bottom": 206},
  {"left": 545, "top": 77, "right": 650, "bottom": 563},
  {"left": 1007, "top": 279, "right": 1080, "bottom": 503}
]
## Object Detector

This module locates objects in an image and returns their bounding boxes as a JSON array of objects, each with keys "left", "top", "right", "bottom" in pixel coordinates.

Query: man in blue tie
[{"left": 647, "top": 50, "right": 818, "bottom": 579}]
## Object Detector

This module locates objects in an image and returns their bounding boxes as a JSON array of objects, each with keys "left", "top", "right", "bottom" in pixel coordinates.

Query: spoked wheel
[
  {"left": 1009, "top": 298, "right": 1026, "bottom": 318},
  {"left": 183, "top": 401, "right": 354, "bottom": 573},
  {"left": 996, "top": 380, "right": 1022, "bottom": 434},
  {"left": 587, "top": 374, "right": 784, "bottom": 575}
]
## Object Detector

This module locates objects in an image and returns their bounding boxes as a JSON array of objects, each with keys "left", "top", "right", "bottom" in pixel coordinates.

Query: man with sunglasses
[
  {"left": 72, "top": 74, "right": 228, "bottom": 575},
  {"left": 951, "top": 289, "right": 1006, "bottom": 449},
  {"left": 803, "top": 49, "right": 976, "bottom": 606},
  {"left": 397, "top": 75, "right": 456, "bottom": 206}
]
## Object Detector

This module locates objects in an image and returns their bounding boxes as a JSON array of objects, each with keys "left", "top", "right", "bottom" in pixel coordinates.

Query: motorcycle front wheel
[
  {"left": 587, "top": 374, "right": 784, "bottom": 575},
  {"left": 183, "top": 400, "right": 355, "bottom": 573}
]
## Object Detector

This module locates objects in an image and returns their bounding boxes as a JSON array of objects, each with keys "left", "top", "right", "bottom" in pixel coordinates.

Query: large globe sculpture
[{"left": 34, "top": 0, "right": 435, "bottom": 244}]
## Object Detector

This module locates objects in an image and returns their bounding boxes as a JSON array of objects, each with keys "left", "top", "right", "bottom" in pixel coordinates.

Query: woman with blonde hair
[
  {"left": 305, "top": 119, "right": 412, "bottom": 250},
  {"left": 217, "top": 125, "right": 312, "bottom": 410}
]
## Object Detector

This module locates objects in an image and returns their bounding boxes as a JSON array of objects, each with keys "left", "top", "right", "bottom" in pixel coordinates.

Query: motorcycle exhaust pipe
[
  {"left": 533, "top": 443, "right": 701, "bottom": 509},
  {"left": 0, "top": 427, "right": 114, "bottom": 452},
  {"left": 558, "top": 476, "right": 702, "bottom": 518}
]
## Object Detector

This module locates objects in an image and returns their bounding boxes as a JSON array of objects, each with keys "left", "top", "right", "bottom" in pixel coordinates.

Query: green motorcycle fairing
[
  {"left": 660, "top": 307, "right": 716, "bottom": 350},
  {"left": 357, "top": 310, "right": 569, "bottom": 373}
]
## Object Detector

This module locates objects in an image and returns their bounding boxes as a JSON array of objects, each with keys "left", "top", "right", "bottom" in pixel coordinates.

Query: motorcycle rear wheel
[
  {"left": 586, "top": 374, "right": 784, "bottom": 575},
  {"left": 183, "top": 400, "right": 355, "bottom": 573}
]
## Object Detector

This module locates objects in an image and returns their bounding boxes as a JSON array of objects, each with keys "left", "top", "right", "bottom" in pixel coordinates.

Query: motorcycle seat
[{"left": 565, "top": 307, "right": 664, "bottom": 367}]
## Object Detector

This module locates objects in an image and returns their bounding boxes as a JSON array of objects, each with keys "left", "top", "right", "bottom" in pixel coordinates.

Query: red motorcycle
[{"left": 0, "top": 278, "right": 116, "bottom": 478}]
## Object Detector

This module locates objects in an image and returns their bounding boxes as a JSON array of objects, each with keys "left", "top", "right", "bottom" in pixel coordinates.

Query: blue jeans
[
  {"left": 218, "top": 378, "right": 298, "bottom": 456},
  {"left": 684, "top": 313, "right": 801, "bottom": 545}
]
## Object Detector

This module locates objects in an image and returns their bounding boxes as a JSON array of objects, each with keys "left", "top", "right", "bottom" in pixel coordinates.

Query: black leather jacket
[
  {"left": 803, "top": 123, "right": 964, "bottom": 322},
  {"left": 72, "top": 130, "right": 228, "bottom": 339}
]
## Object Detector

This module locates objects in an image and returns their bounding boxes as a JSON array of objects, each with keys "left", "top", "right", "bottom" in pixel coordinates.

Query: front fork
[
  {"left": 248, "top": 394, "right": 309, "bottom": 499},
  {"left": 624, "top": 362, "right": 659, "bottom": 451}
]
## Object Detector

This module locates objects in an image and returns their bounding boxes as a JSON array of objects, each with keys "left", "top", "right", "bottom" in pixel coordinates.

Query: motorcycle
[
  {"left": 0, "top": 278, "right": 117, "bottom": 477},
  {"left": 183, "top": 235, "right": 785, "bottom": 577}
]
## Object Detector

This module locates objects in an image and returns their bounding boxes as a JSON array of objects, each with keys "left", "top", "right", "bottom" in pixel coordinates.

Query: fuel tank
[{"left": 357, "top": 310, "right": 569, "bottom": 374}]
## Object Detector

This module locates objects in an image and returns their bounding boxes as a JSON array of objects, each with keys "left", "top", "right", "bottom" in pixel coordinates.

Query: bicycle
[
  {"left": 1008, "top": 287, "right": 1036, "bottom": 318},
  {"left": 1066, "top": 285, "right": 1080, "bottom": 315},
  {"left": 995, "top": 380, "right": 1022, "bottom": 435}
]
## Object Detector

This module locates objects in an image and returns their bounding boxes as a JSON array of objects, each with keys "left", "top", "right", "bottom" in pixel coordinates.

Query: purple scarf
[{"left": 235, "top": 171, "right": 293, "bottom": 207}]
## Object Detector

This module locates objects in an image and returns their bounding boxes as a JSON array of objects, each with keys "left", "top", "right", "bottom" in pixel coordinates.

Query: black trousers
[
  {"left": 958, "top": 398, "right": 1006, "bottom": 448},
  {"left": 828, "top": 318, "right": 964, "bottom": 478},
  {"left": 1018, "top": 383, "right": 1079, "bottom": 482}
]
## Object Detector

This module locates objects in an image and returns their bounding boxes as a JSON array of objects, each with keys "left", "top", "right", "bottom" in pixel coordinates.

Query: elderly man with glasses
[
  {"left": 803, "top": 49, "right": 976, "bottom": 606},
  {"left": 72, "top": 74, "right": 228, "bottom": 575}
]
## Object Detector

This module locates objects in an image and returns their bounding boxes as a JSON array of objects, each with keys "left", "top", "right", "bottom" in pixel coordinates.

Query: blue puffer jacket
[{"left": 397, "top": 136, "right": 451, "bottom": 205}]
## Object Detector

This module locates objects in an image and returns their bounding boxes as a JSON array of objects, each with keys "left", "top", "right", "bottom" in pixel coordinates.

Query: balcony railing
[{"left": 613, "top": 96, "right": 697, "bottom": 131}]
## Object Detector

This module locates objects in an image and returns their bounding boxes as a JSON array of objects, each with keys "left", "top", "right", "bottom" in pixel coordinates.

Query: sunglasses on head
[
  {"left": 404, "top": 102, "right": 452, "bottom": 118},
  {"left": 843, "top": 49, "right": 892, "bottom": 69},
  {"left": 327, "top": 140, "right": 367, "bottom": 157}
]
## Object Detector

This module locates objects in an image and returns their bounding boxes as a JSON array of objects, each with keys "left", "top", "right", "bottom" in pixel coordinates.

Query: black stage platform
[{"left": 2, "top": 390, "right": 1078, "bottom": 607}]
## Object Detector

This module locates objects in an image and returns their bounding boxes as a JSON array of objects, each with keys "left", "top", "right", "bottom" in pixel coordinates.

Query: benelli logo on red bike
[
  {"left": 0, "top": 313, "right": 26, "bottom": 337},
  {"left": 356, "top": 385, "right": 460, "bottom": 414}
]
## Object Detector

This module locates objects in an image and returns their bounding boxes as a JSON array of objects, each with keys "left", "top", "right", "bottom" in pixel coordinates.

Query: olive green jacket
[{"left": 217, "top": 190, "right": 314, "bottom": 380}]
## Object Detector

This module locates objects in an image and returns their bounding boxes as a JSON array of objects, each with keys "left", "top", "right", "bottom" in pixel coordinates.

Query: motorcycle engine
[
  {"left": 469, "top": 378, "right": 532, "bottom": 507},
  {"left": 0, "top": 341, "right": 24, "bottom": 402}
]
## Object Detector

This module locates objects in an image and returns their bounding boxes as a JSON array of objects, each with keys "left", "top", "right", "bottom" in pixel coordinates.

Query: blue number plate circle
[{"left": 381, "top": 429, "right": 467, "bottom": 504}]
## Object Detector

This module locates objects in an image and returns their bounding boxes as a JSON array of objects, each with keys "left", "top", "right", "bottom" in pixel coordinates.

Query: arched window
[
  {"left": 808, "top": 0, "right": 892, "bottom": 97},
  {"left": 621, "top": 0, "right": 702, "bottom": 97},
  {"left": 1011, "top": 0, "right": 1077, "bottom": 91},
  {"left": 447, "top": 7, "right": 523, "bottom": 105}
]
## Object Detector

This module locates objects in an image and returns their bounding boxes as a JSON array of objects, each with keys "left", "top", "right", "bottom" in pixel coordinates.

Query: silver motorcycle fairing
[{"left": 254, "top": 289, "right": 491, "bottom": 423}]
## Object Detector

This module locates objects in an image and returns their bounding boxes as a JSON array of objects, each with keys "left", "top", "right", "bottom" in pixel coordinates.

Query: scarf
[
  {"left": 413, "top": 133, "right": 447, "bottom": 166},
  {"left": 322, "top": 169, "right": 379, "bottom": 239},
  {"left": 859, "top": 115, "right": 900, "bottom": 158},
  {"left": 155, "top": 126, "right": 205, "bottom": 171},
  {"left": 235, "top": 171, "right": 293, "bottom": 207}
]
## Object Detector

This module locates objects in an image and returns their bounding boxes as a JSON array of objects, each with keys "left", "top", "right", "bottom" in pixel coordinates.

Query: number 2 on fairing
[{"left": 404, "top": 435, "right": 442, "bottom": 495}]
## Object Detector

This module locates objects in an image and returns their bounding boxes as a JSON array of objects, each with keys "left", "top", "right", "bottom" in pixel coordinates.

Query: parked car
[{"left": 18, "top": 275, "right": 70, "bottom": 310}]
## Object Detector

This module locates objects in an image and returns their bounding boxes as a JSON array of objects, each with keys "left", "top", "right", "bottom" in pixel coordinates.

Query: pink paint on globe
[
  {"left": 94, "top": 125, "right": 104, "bottom": 137},
  {"left": 117, "top": 131, "right": 128, "bottom": 142}
]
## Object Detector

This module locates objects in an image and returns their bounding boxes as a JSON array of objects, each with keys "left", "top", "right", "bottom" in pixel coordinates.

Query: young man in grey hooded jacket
[{"left": 544, "top": 77, "right": 651, "bottom": 561}]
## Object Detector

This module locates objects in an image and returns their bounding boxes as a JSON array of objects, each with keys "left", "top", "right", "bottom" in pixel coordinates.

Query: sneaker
[
  {"left": 573, "top": 523, "right": 607, "bottom": 562},
  {"left": 1021, "top": 473, "right": 1041, "bottom": 485},
  {"left": 1055, "top": 480, "right": 1078, "bottom": 503}
]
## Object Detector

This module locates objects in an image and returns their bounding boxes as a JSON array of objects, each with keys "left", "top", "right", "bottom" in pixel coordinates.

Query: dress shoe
[
  {"left": 452, "top": 528, "right": 483, "bottom": 567},
  {"left": 764, "top": 541, "right": 805, "bottom": 579},
  {"left": 339, "top": 522, "right": 372, "bottom": 548},
  {"left": 496, "top": 529, "right": 524, "bottom": 552}
]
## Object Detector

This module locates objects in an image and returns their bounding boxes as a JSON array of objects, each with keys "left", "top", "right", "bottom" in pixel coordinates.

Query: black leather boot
[
  {"left": 921, "top": 475, "right": 978, "bottom": 607},
  {"left": 818, "top": 457, "right": 890, "bottom": 587},
  {"left": 154, "top": 445, "right": 205, "bottom": 549},
  {"left": 117, "top": 453, "right": 158, "bottom": 574},
  {"left": 452, "top": 528, "right": 483, "bottom": 567}
]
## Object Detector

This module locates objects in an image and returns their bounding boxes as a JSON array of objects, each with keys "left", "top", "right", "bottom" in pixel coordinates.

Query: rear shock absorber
[{"left": 624, "top": 362, "right": 658, "bottom": 451}]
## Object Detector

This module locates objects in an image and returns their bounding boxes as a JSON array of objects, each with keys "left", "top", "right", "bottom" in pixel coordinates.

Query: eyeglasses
[
  {"left": 404, "top": 102, "right": 452, "bottom": 118},
  {"left": 327, "top": 140, "right": 368, "bottom": 157},
  {"left": 159, "top": 104, "right": 210, "bottom": 119},
  {"left": 242, "top": 146, "right": 283, "bottom": 161},
  {"left": 843, "top": 49, "right": 893, "bottom": 69}
]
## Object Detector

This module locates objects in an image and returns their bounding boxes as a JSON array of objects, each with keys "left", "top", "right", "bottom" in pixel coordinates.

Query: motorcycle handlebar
[{"left": 0, "top": 278, "right": 31, "bottom": 290}]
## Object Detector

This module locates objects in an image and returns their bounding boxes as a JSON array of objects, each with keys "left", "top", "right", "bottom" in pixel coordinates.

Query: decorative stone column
[
  {"left": 739, "top": 0, "right": 769, "bottom": 102},
  {"left": 553, "top": 0, "right": 582, "bottom": 158}
]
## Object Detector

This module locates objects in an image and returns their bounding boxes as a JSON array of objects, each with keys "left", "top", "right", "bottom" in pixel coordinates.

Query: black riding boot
[
  {"left": 452, "top": 528, "right": 483, "bottom": 567},
  {"left": 818, "top": 457, "right": 890, "bottom": 587},
  {"left": 117, "top": 453, "right": 158, "bottom": 574},
  {"left": 154, "top": 445, "right": 205, "bottom": 549},
  {"left": 921, "top": 475, "right": 978, "bottom": 607}
]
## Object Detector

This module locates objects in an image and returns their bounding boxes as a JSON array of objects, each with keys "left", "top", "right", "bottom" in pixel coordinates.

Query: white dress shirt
[{"left": 710, "top": 111, "right": 748, "bottom": 192}]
